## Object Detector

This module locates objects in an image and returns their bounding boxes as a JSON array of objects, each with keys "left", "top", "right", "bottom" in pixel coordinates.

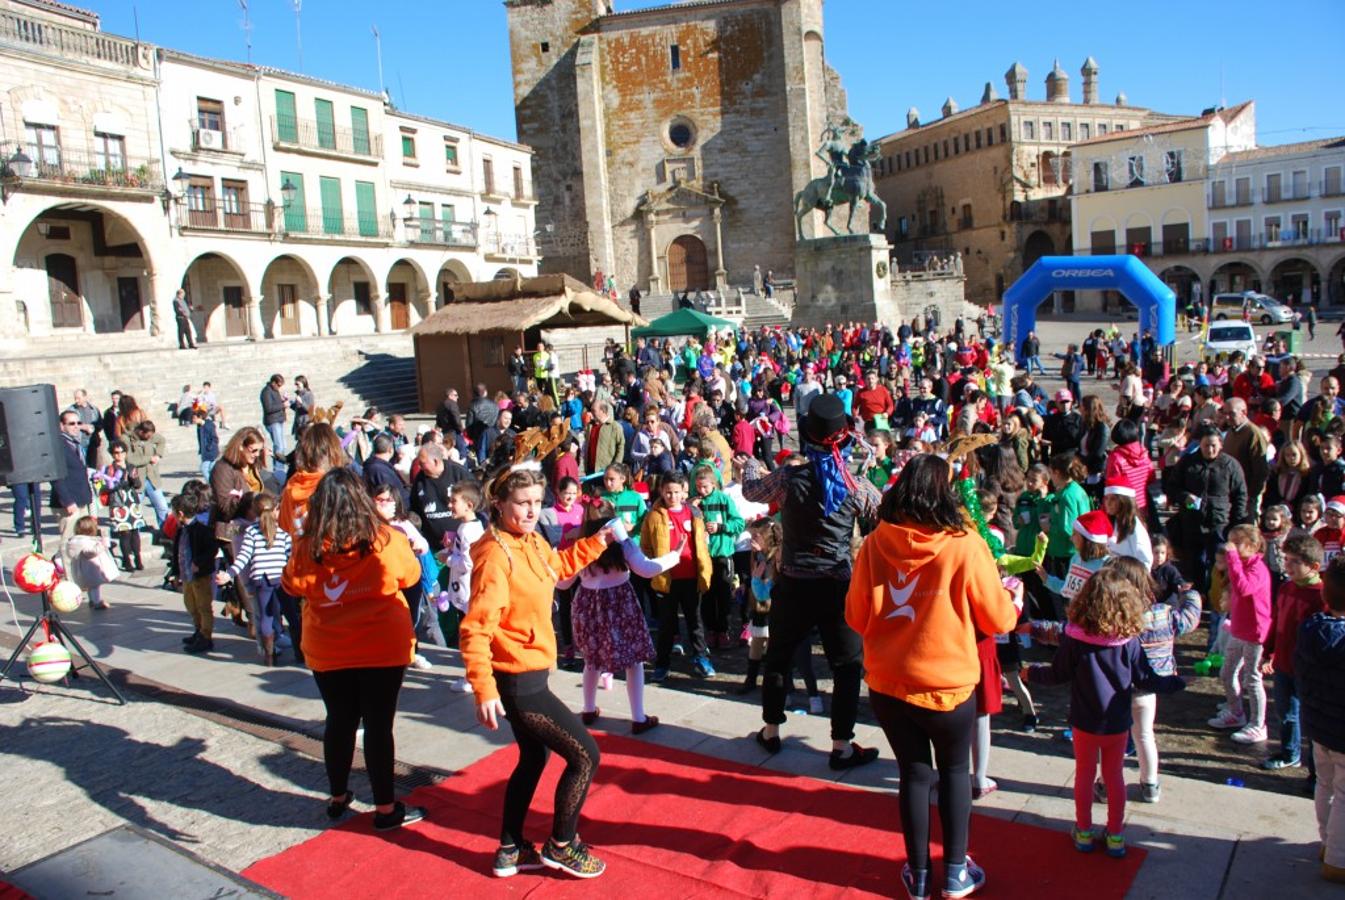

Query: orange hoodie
[
  {"left": 846, "top": 522, "right": 1018, "bottom": 711},
  {"left": 279, "top": 469, "right": 323, "bottom": 536},
  {"left": 460, "top": 528, "right": 607, "bottom": 703},
  {"left": 282, "top": 525, "right": 421, "bottom": 673}
]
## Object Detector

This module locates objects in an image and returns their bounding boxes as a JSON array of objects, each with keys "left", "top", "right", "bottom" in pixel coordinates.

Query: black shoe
[
  {"left": 1022, "top": 714, "right": 1038, "bottom": 734},
  {"left": 373, "top": 801, "right": 427, "bottom": 832},
  {"left": 735, "top": 678, "right": 759, "bottom": 696},
  {"left": 133, "top": 557, "right": 145, "bottom": 571},
  {"left": 181, "top": 631, "right": 201, "bottom": 645},
  {"left": 828, "top": 743, "right": 880, "bottom": 771},
  {"left": 755, "top": 727, "right": 781, "bottom": 754},
  {"left": 185, "top": 636, "right": 214, "bottom": 654},
  {"left": 326, "top": 790, "right": 354, "bottom": 820}
]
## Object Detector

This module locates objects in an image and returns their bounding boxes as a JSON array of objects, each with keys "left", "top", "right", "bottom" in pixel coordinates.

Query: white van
[{"left": 1210, "top": 291, "right": 1293, "bottom": 325}]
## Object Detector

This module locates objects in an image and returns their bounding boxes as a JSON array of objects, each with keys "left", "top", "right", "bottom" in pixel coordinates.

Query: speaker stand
[{"left": 0, "top": 494, "right": 127, "bottom": 704}]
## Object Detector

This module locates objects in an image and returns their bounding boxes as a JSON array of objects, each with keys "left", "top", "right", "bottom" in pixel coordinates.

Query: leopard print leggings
[{"left": 499, "top": 684, "right": 600, "bottom": 846}]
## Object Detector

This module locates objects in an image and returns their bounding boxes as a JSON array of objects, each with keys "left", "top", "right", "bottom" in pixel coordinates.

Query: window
[
  {"left": 986, "top": 127, "right": 993, "bottom": 147},
  {"left": 1212, "top": 220, "right": 1229, "bottom": 249},
  {"left": 1092, "top": 160, "right": 1109, "bottom": 191},
  {"left": 540, "top": 41, "right": 549, "bottom": 53},
  {"left": 196, "top": 97, "right": 224, "bottom": 133},
  {"left": 927, "top": 209, "right": 939, "bottom": 233},
  {"left": 999, "top": 124, "right": 1007, "bottom": 143},
  {"left": 354, "top": 180, "right": 378, "bottom": 237},
  {"left": 274, "top": 89, "right": 298, "bottom": 143},
  {"left": 417, "top": 200, "right": 434, "bottom": 240},
  {"left": 1061, "top": 122, "right": 1072, "bottom": 141},
  {"left": 350, "top": 106, "right": 370, "bottom": 156},
  {"left": 1327, "top": 210, "right": 1341, "bottom": 236},
  {"left": 1090, "top": 229, "right": 1115, "bottom": 256},
  {"left": 314, "top": 98, "right": 336, "bottom": 150},
  {"left": 319, "top": 175, "right": 343, "bottom": 235},
  {"left": 513, "top": 165, "right": 525, "bottom": 199},
  {"left": 1042, "top": 121, "right": 1054, "bottom": 141},
  {"left": 922, "top": 145, "right": 929, "bottom": 164},
  {"left": 963, "top": 134, "right": 970, "bottom": 152},
  {"left": 1235, "top": 176, "right": 1251, "bottom": 205},
  {"left": 444, "top": 141, "right": 459, "bottom": 168},
  {"left": 280, "top": 170, "right": 306, "bottom": 232},
  {"left": 1161, "top": 221, "right": 1190, "bottom": 254},
  {"left": 1291, "top": 213, "right": 1309, "bottom": 239},
  {"left": 483, "top": 157, "right": 495, "bottom": 194},
  {"left": 897, "top": 215, "right": 908, "bottom": 237},
  {"left": 1115, "top": 124, "right": 1126, "bottom": 132},
  {"left": 185, "top": 177, "right": 214, "bottom": 227},
  {"left": 670, "top": 43, "right": 681, "bottom": 70},
  {"left": 24, "top": 122, "right": 60, "bottom": 167},
  {"left": 353, "top": 280, "right": 372, "bottom": 316},
  {"left": 960, "top": 203, "right": 973, "bottom": 229},
  {"left": 1291, "top": 169, "right": 1308, "bottom": 199},
  {"left": 1265, "top": 172, "right": 1282, "bottom": 203},
  {"left": 1211, "top": 181, "right": 1227, "bottom": 207},
  {"left": 1022, "top": 120, "right": 1035, "bottom": 140},
  {"left": 1097, "top": 123, "right": 1108, "bottom": 135},
  {"left": 668, "top": 121, "right": 694, "bottom": 148},
  {"left": 441, "top": 203, "right": 456, "bottom": 228},
  {"left": 221, "top": 179, "right": 246, "bottom": 214},
  {"left": 92, "top": 132, "right": 126, "bottom": 171},
  {"left": 1127, "top": 154, "right": 1145, "bottom": 187},
  {"left": 1080, "top": 122, "right": 1090, "bottom": 140},
  {"left": 904, "top": 150, "right": 911, "bottom": 168},
  {"left": 401, "top": 134, "right": 416, "bottom": 160},
  {"left": 1264, "top": 215, "right": 1281, "bottom": 242},
  {"left": 974, "top": 130, "right": 982, "bottom": 149},
  {"left": 1164, "top": 150, "right": 1183, "bottom": 183},
  {"left": 1326, "top": 166, "right": 1343, "bottom": 197}
]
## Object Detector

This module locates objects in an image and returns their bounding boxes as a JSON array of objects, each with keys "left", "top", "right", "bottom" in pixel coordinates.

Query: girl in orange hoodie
[
  {"left": 459, "top": 463, "right": 614, "bottom": 880},
  {"left": 846, "top": 454, "right": 1020, "bottom": 900}
]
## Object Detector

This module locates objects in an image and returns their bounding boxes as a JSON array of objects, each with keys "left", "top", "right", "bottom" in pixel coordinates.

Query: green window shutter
[
  {"left": 355, "top": 181, "right": 378, "bottom": 237},
  {"left": 314, "top": 98, "right": 336, "bottom": 150},
  {"left": 351, "top": 106, "right": 370, "bottom": 156},
  {"left": 320, "top": 176, "right": 344, "bottom": 235},
  {"left": 280, "top": 170, "right": 306, "bottom": 232},
  {"left": 275, "top": 90, "right": 298, "bottom": 143},
  {"left": 444, "top": 143, "right": 458, "bottom": 166},
  {"left": 401, "top": 135, "right": 415, "bottom": 159}
]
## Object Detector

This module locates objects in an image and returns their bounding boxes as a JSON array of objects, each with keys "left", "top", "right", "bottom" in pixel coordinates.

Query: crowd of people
[{"left": 22, "top": 309, "right": 1345, "bottom": 893}]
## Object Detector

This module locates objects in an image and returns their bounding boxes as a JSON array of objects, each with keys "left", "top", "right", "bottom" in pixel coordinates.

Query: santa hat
[
  {"left": 1104, "top": 477, "right": 1136, "bottom": 499},
  {"left": 1328, "top": 496, "right": 1345, "bottom": 516},
  {"left": 1073, "top": 509, "right": 1114, "bottom": 544}
]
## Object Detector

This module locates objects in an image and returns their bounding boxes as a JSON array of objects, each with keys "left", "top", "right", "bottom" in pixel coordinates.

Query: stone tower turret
[
  {"left": 1005, "top": 61, "right": 1027, "bottom": 100},
  {"left": 1081, "top": 56, "right": 1099, "bottom": 105},
  {"left": 1045, "top": 58, "right": 1069, "bottom": 103},
  {"left": 942, "top": 96, "right": 958, "bottom": 118},
  {"left": 907, "top": 107, "right": 921, "bottom": 129},
  {"left": 981, "top": 82, "right": 999, "bottom": 104}
]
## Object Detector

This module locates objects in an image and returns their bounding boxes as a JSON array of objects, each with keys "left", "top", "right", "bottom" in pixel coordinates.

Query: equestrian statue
[{"left": 793, "top": 123, "right": 888, "bottom": 240}]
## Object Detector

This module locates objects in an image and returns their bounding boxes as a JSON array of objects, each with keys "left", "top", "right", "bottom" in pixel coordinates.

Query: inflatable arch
[{"left": 1004, "top": 255, "right": 1176, "bottom": 360}]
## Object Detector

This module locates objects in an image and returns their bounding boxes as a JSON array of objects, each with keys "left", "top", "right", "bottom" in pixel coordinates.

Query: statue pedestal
[{"left": 791, "top": 234, "right": 896, "bottom": 329}]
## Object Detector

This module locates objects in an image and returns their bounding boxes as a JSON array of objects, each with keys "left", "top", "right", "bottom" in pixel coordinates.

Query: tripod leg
[
  {"left": 49, "top": 614, "right": 127, "bottom": 705},
  {"left": 0, "top": 613, "right": 49, "bottom": 682}
]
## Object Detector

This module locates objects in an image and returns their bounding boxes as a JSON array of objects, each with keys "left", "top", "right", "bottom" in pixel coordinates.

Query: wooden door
[
  {"left": 389, "top": 282, "right": 409, "bottom": 330},
  {"left": 117, "top": 277, "right": 143, "bottom": 331},
  {"left": 278, "top": 283, "right": 300, "bottom": 335},
  {"left": 223, "top": 285, "right": 248, "bottom": 337},
  {"left": 667, "top": 235, "right": 709, "bottom": 292},
  {"left": 46, "top": 253, "right": 82, "bottom": 328}
]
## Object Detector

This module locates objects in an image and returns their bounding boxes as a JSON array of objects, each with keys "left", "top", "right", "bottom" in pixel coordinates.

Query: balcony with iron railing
[
  {"left": 0, "top": 9, "right": 147, "bottom": 69},
  {"left": 1078, "top": 229, "right": 1343, "bottom": 259},
  {"left": 1209, "top": 189, "right": 1255, "bottom": 209},
  {"left": 483, "top": 231, "right": 538, "bottom": 260},
  {"left": 1323, "top": 179, "right": 1345, "bottom": 199},
  {"left": 270, "top": 116, "right": 383, "bottom": 161},
  {"left": 410, "top": 219, "right": 478, "bottom": 248},
  {"left": 0, "top": 140, "right": 163, "bottom": 196},
  {"left": 179, "top": 200, "right": 273, "bottom": 235},
  {"left": 280, "top": 206, "right": 392, "bottom": 240}
]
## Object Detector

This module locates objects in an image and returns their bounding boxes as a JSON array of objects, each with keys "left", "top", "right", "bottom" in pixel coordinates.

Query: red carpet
[
  {"left": 244, "top": 733, "right": 1145, "bottom": 898},
  {"left": 0, "top": 882, "right": 33, "bottom": 900}
]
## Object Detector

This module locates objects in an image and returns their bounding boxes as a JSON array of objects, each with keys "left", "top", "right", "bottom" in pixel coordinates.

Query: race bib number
[
  {"left": 1061, "top": 562, "right": 1093, "bottom": 600},
  {"left": 1326, "top": 542, "right": 1341, "bottom": 564}
]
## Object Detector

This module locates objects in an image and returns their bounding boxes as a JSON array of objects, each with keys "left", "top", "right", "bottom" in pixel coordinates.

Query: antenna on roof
[
  {"left": 293, "top": 0, "right": 303, "bottom": 70},
  {"left": 372, "top": 25, "right": 386, "bottom": 100},
  {"left": 238, "top": 0, "right": 252, "bottom": 64},
  {"left": 132, "top": 4, "right": 140, "bottom": 42}
]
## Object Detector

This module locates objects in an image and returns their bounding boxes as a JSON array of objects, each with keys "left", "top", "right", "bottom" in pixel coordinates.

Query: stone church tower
[{"left": 505, "top": 0, "right": 846, "bottom": 294}]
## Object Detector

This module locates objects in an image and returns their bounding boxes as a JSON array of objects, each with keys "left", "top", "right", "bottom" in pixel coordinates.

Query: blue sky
[{"left": 98, "top": 0, "right": 1343, "bottom": 145}]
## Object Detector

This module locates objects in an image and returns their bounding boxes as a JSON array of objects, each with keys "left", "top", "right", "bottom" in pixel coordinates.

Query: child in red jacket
[{"left": 1264, "top": 534, "right": 1326, "bottom": 774}]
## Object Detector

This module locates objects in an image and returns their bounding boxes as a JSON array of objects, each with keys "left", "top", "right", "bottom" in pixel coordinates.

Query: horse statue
[{"left": 793, "top": 133, "right": 888, "bottom": 240}]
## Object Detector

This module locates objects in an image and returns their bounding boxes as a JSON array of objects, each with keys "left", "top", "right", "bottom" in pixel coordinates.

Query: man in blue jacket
[{"left": 51, "top": 411, "right": 93, "bottom": 568}]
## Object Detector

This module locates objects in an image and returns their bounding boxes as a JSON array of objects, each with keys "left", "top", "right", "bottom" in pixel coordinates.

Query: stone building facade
[
  {"left": 505, "top": 0, "right": 846, "bottom": 296},
  {"left": 872, "top": 58, "right": 1186, "bottom": 309}
]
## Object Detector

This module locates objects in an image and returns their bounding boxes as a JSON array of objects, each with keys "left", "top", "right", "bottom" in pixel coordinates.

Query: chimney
[
  {"left": 1115, "top": 90, "right": 1128, "bottom": 107},
  {"left": 906, "top": 107, "right": 920, "bottom": 129},
  {"left": 1005, "top": 61, "right": 1027, "bottom": 100},
  {"left": 981, "top": 81, "right": 999, "bottom": 104},
  {"left": 1045, "top": 58, "right": 1069, "bottom": 103},
  {"left": 1081, "top": 56, "right": 1099, "bottom": 104},
  {"left": 942, "top": 96, "right": 959, "bottom": 118}
]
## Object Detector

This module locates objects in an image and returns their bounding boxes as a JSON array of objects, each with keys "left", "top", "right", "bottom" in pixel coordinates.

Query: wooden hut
[{"left": 411, "top": 273, "right": 645, "bottom": 411}]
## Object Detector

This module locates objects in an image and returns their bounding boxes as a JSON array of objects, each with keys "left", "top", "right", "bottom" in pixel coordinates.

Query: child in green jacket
[
  {"left": 602, "top": 463, "right": 646, "bottom": 531},
  {"left": 693, "top": 464, "right": 745, "bottom": 649}
]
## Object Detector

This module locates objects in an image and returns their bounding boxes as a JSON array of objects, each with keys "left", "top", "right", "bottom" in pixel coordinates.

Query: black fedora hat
[{"left": 804, "top": 393, "right": 850, "bottom": 446}]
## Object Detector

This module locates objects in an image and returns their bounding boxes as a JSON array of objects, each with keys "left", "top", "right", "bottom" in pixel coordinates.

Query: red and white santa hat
[
  {"left": 1104, "top": 476, "right": 1136, "bottom": 499},
  {"left": 1328, "top": 496, "right": 1345, "bottom": 516},
  {"left": 1073, "top": 509, "right": 1114, "bottom": 544}
]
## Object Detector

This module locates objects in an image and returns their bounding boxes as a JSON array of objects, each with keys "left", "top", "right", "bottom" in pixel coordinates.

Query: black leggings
[
  {"left": 311, "top": 666, "right": 406, "bottom": 806},
  {"left": 499, "top": 682, "right": 600, "bottom": 846},
  {"left": 869, "top": 690, "right": 976, "bottom": 872},
  {"left": 115, "top": 529, "right": 141, "bottom": 563}
]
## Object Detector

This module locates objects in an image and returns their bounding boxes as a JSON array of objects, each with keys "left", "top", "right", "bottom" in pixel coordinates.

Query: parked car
[
  {"left": 1210, "top": 291, "right": 1293, "bottom": 325},
  {"left": 1202, "top": 322, "right": 1259, "bottom": 361}
]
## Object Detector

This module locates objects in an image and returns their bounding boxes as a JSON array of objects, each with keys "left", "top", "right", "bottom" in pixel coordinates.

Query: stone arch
[
  {"left": 1159, "top": 264, "right": 1201, "bottom": 305},
  {"left": 328, "top": 256, "right": 380, "bottom": 335},
  {"left": 1023, "top": 230, "right": 1055, "bottom": 268},
  {"left": 182, "top": 251, "right": 253, "bottom": 341},
  {"left": 493, "top": 267, "right": 521, "bottom": 280},
  {"left": 1267, "top": 256, "right": 1322, "bottom": 306},
  {"left": 435, "top": 259, "right": 472, "bottom": 307},
  {"left": 1211, "top": 259, "right": 1263, "bottom": 297},
  {"left": 11, "top": 202, "right": 155, "bottom": 335},
  {"left": 386, "top": 257, "right": 432, "bottom": 329},
  {"left": 665, "top": 234, "right": 709, "bottom": 292},
  {"left": 1327, "top": 253, "right": 1345, "bottom": 307},
  {"left": 260, "top": 254, "right": 322, "bottom": 338}
]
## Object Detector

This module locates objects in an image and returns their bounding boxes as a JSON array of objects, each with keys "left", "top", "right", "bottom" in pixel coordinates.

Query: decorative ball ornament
[
  {"left": 14, "top": 554, "right": 58, "bottom": 594},
  {"left": 49, "top": 580, "right": 84, "bottom": 614},
  {"left": 27, "top": 640, "right": 72, "bottom": 684}
]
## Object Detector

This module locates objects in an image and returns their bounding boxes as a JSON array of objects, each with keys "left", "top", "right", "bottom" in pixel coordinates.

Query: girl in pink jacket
[{"left": 1208, "top": 525, "right": 1273, "bottom": 744}]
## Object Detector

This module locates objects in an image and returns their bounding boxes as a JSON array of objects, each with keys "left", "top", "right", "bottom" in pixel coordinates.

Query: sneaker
[
  {"left": 671, "top": 643, "right": 686, "bottom": 658},
  {"left": 971, "top": 777, "right": 998, "bottom": 801},
  {"left": 1072, "top": 826, "right": 1099, "bottom": 853},
  {"left": 632, "top": 715, "right": 660, "bottom": 735},
  {"left": 648, "top": 667, "right": 669, "bottom": 684},
  {"left": 1140, "top": 782, "right": 1162, "bottom": 803},
  {"left": 1208, "top": 709, "right": 1247, "bottom": 730},
  {"left": 1261, "top": 755, "right": 1302, "bottom": 770},
  {"left": 1092, "top": 780, "right": 1107, "bottom": 804},
  {"left": 493, "top": 842, "right": 544, "bottom": 878},
  {"left": 1231, "top": 724, "right": 1268, "bottom": 744},
  {"left": 1060, "top": 727, "right": 1073, "bottom": 742},
  {"left": 185, "top": 636, "right": 214, "bottom": 654},
  {"left": 1021, "top": 714, "right": 1038, "bottom": 734},
  {"left": 808, "top": 695, "right": 825, "bottom": 715},
  {"left": 1105, "top": 832, "right": 1127, "bottom": 858},
  {"left": 581, "top": 708, "right": 600, "bottom": 726},
  {"left": 692, "top": 656, "right": 717, "bottom": 677},
  {"left": 829, "top": 743, "right": 880, "bottom": 771},
  {"left": 181, "top": 630, "right": 201, "bottom": 645},
  {"left": 448, "top": 676, "right": 474, "bottom": 693},
  {"left": 901, "top": 864, "right": 931, "bottom": 900},
  {"left": 276, "top": 633, "right": 293, "bottom": 650},
  {"left": 410, "top": 654, "right": 433, "bottom": 671},
  {"left": 540, "top": 837, "right": 606, "bottom": 879},
  {"left": 373, "top": 802, "right": 427, "bottom": 832},
  {"left": 755, "top": 728, "right": 782, "bottom": 754},
  {"left": 942, "top": 855, "right": 985, "bottom": 898}
]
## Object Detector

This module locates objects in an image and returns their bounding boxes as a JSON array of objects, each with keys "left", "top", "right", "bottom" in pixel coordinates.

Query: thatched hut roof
[{"left": 411, "top": 274, "right": 646, "bottom": 335}]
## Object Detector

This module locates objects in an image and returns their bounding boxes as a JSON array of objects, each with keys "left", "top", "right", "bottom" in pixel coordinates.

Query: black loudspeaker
[{"left": 0, "top": 383, "right": 67, "bottom": 486}]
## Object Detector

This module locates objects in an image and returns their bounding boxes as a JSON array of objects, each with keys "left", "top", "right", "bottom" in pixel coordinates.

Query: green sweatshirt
[
  {"left": 694, "top": 488, "right": 744, "bottom": 558},
  {"left": 1047, "top": 480, "right": 1092, "bottom": 559},
  {"left": 603, "top": 488, "right": 647, "bottom": 531}
]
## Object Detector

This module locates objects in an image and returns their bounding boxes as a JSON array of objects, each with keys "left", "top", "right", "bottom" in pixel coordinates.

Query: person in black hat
[{"left": 736, "top": 393, "right": 883, "bottom": 769}]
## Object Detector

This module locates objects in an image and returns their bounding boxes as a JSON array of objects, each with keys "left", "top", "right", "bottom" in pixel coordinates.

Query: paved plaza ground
[{"left": 2, "top": 313, "right": 1343, "bottom": 897}]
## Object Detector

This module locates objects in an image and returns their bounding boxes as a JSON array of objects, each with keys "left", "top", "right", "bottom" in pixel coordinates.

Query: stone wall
[{"left": 540, "top": 324, "right": 628, "bottom": 375}]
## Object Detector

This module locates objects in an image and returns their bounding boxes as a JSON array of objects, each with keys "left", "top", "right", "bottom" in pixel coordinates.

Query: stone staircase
[
  {"left": 640, "top": 288, "right": 793, "bottom": 329},
  {"left": 0, "top": 334, "right": 418, "bottom": 454}
]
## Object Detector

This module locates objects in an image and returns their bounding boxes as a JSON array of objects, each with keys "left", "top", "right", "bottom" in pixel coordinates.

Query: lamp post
[
  {"left": 163, "top": 166, "right": 190, "bottom": 214},
  {"left": 402, "top": 193, "right": 417, "bottom": 241},
  {"left": 482, "top": 207, "right": 498, "bottom": 255},
  {"left": 1, "top": 148, "right": 33, "bottom": 204},
  {"left": 280, "top": 177, "right": 298, "bottom": 209}
]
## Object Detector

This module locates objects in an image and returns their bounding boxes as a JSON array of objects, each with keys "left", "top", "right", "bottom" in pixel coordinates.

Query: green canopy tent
[{"left": 630, "top": 307, "right": 736, "bottom": 338}]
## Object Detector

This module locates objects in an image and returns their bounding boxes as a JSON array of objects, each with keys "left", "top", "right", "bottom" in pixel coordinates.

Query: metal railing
[
  {"left": 0, "top": 10, "right": 144, "bottom": 68},
  {"left": 180, "top": 201, "right": 272, "bottom": 234},
  {"left": 410, "top": 220, "right": 478, "bottom": 248},
  {"left": 0, "top": 140, "right": 162, "bottom": 191},
  {"left": 1209, "top": 190, "right": 1254, "bottom": 208},
  {"left": 270, "top": 116, "right": 382, "bottom": 159},
  {"left": 483, "top": 231, "right": 537, "bottom": 258},
  {"left": 1323, "top": 179, "right": 1345, "bottom": 198},
  {"left": 1076, "top": 231, "right": 1343, "bottom": 258},
  {"left": 281, "top": 206, "right": 391, "bottom": 239}
]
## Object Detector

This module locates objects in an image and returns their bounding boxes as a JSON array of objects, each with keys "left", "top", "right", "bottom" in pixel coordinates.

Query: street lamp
[
  {"left": 1, "top": 148, "right": 33, "bottom": 204},
  {"left": 482, "top": 207, "right": 498, "bottom": 253},
  {"left": 402, "top": 194, "right": 416, "bottom": 221},
  {"left": 280, "top": 177, "right": 298, "bottom": 209},
  {"left": 163, "top": 166, "right": 190, "bottom": 212}
]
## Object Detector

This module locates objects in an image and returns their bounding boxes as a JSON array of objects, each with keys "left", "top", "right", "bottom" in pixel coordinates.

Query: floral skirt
[{"left": 572, "top": 581, "right": 654, "bottom": 672}]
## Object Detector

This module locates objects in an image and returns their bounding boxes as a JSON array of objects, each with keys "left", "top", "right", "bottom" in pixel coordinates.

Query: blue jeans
[
  {"left": 1027, "top": 355, "right": 1046, "bottom": 374},
  {"left": 1273, "top": 672, "right": 1313, "bottom": 773},
  {"left": 10, "top": 483, "right": 39, "bottom": 535},
  {"left": 201, "top": 459, "right": 216, "bottom": 481},
  {"left": 142, "top": 477, "right": 169, "bottom": 527},
  {"left": 266, "top": 422, "right": 288, "bottom": 478}
]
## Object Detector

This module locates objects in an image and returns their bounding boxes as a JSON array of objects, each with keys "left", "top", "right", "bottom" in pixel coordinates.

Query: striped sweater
[{"left": 225, "top": 524, "right": 293, "bottom": 583}]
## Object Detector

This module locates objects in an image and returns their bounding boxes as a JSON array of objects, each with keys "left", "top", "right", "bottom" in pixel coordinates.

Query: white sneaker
[
  {"left": 411, "top": 654, "right": 433, "bottom": 671},
  {"left": 1208, "top": 709, "right": 1246, "bottom": 729},
  {"left": 809, "top": 695, "right": 825, "bottom": 715},
  {"left": 1231, "top": 724, "right": 1268, "bottom": 744},
  {"left": 448, "top": 676, "right": 474, "bottom": 692}
]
